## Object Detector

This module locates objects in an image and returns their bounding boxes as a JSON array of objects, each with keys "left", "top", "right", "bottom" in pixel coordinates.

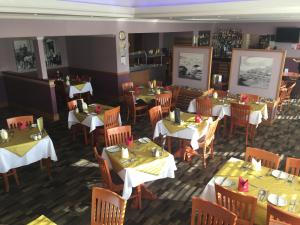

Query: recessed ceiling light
[
  {"left": 183, "top": 18, "right": 229, "bottom": 21},
  {"left": 151, "top": 19, "right": 159, "bottom": 22},
  {"left": 33, "top": 13, "right": 38, "bottom": 16}
]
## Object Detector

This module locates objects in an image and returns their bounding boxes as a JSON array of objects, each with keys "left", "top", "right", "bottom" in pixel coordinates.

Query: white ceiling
[{"left": 0, "top": 0, "right": 300, "bottom": 22}]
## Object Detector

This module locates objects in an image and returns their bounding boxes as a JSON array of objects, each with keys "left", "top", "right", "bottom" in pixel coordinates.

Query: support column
[{"left": 33, "top": 37, "right": 48, "bottom": 80}]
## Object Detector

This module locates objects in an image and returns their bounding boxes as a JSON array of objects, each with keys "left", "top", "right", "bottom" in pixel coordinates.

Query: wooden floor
[{"left": 0, "top": 99, "right": 300, "bottom": 225}]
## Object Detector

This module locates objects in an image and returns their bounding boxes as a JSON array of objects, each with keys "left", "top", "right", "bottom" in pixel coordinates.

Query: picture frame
[
  {"left": 172, "top": 46, "right": 212, "bottom": 90},
  {"left": 44, "top": 38, "right": 62, "bottom": 67},
  {"left": 229, "top": 49, "right": 286, "bottom": 100},
  {"left": 13, "top": 39, "right": 36, "bottom": 72}
]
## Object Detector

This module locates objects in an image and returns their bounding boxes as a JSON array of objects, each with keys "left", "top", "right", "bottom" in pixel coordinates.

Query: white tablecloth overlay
[
  {"left": 200, "top": 157, "right": 241, "bottom": 202},
  {"left": 68, "top": 111, "right": 122, "bottom": 133},
  {"left": 153, "top": 118, "right": 212, "bottom": 150},
  {"left": 102, "top": 148, "right": 177, "bottom": 200},
  {"left": 68, "top": 82, "right": 93, "bottom": 98},
  {"left": 0, "top": 136, "right": 58, "bottom": 173},
  {"left": 187, "top": 99, "right": 268, "bottom": 126}
]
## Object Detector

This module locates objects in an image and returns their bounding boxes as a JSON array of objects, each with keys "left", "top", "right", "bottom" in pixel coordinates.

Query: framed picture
[
  {"left": 13, "top": 39, "right": 36, "bottom": 72},
  {"left": 172, "top": 46, "right": 212, "bottom": 90},
  {"left": 44, "top": 38, "right": 62, "bottom": 67},
  {"left": 229, "top": 49, "right": 286, "bottom": 99}
]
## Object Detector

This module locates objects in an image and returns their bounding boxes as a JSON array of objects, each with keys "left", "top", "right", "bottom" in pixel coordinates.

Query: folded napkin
[
  {"left": 241, "top": 95, "right": 249, "bottom": 103},
  {"left": 37, "top": 117, "right": 44, "bottom": 132},
  {"left": 121, "top": 147, "right": 129, "bottom": 159},
  {"left": 195, "top": 115, "right": 202, "bottom": 123},
  {"left": 238, "top": 176, "right": 249, "bottom": 192},
  {"left": 252, "top": 158, "right": 262, "bottom": 171},
  {"left": 126, "top": 136, "right": 134, "bottom": 147},
  {"left": 213, "top": 92, "right": 218, "bottom": 99},
  {"left": 94, "top": 105, "right": 102, "bottom": 114},
  {"left": 169, "top": 111, "right": 175, "bottom": 122},
  {"left": 18, "top": 122, "right": 27, "bottom": 130},
  {"left": 0, "top": 129, "right": 8, "bottom": 140}
]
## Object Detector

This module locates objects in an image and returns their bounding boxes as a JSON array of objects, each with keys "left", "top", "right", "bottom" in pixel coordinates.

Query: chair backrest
[
  {"left": 123, "top": 92, "right": 136, "bottom": 112},
  {"left": 106, "top": 125, "right": 132, "bottom": 147},
  {"left": 67, "top": 99, "right": 82, "bottom": 111},
  {"left": 155, "top": 93, "right": 172, "bottom": 112},
  {"left": 196, "top": 97, "right": 213, "bottom": 117},
  {"left": 268, "top": 219, "right": 290, "bottom": 225},
  {"left": 267, "top": 204, "right": 300, "bottom": 225},
  {"left": 191, "top": 197, "right": 237, "bottom": 225},
  {"left": 121, "top": 82, "right": 134, "bottom": 94},
  {"left": 215, "top": 184, "right": 257, "bottom": 225},
  {"left": 240, "top": 93, "right": 260, "bottom": 102},
  {"left": 149, "top": 106, "right": 162, "bottom": 131},
  {"left": 171, "top": 86, "right": 181, "bottom": 105},
  {"left": 7, "top": 115, "right": 34, "bottom": 129},
  {"left": 93, "top": 147, "right": 114, "bottom": 190},
  {"left": 285, "top": 157, "right": 300, "bottom": 176},
  {"left": 204, "top": 119, "right": 220, "bottom": 146},
  {"left": 245, "top": 147, "right": 280, "bottom": 169},
  {"left": 286, "top": 82, "right": 296, "bottom": 97},
  {"left": 215, "top": 90, "right": 228, "bottom": 98},
  {"left": 104, "top": 106, "right": 121, "bottom": 146},
  {"left": 230, "top": 103, "right": 251, "bottom": 126},
  {"left": 91, "top": 187, "right": 126, "bottom": 225}
]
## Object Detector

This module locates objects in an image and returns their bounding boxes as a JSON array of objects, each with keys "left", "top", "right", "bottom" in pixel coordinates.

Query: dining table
[
  {"left": 135, "top": 86, "right": 171, "bottom": 104},
  {"left": 153, "top": 111, "right": 212, "bottom": 150},
  {"left": 200, "top": 157, "right": 300, "bottom": 225},
  {"left": 102, "top": 138, "right": 177, "bottom": 200},
  {"left": 0, "top": 126, "right": 57, "bottom": 175},
  {"left": 68, "top": 103, "right": 122, "bottom": 133},
  {"left": 68, "top": 81, "right": 93, "bottom": 99},
  {"left": 188, "top": 96, "right": 268, "bottom": 126}
]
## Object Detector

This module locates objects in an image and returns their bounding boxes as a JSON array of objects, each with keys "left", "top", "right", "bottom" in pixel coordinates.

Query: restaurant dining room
[{"left": 1, "top": 1, "right": 300, "bottom": 225}]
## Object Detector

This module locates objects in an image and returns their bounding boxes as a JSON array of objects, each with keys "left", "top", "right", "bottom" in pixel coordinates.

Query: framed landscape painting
[
  {"left": 173, "top": 46, "right": 212, "bottom": 90},
  {"left": 229, "top": 49, "right": 286, "bottom": 99}
]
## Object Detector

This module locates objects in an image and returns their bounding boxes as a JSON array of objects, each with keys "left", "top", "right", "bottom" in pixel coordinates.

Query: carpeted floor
[{"left": 0, "top": 99, "right": 300, "bottom": 225}]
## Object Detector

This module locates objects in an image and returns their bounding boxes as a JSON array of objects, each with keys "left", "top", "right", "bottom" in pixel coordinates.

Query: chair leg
[
  {"left": 12, "top": 169, "right": 20, "bottom": 186},
  {"left": 83, "top": 126, "right": 88, "bottom": 145},
  {"left": 229, "top": 122, "right": 234, "bottom": 138},
  {"left": 223, "top": 116, "right": 227, "bottom": 138},
  {"left": 133, "top": 111, "right": 136, "bottom": 124},
  {"left": 2, "top": 173, "right": 9, "bottom": 192},
  {"left": 202, "top": 147, "right": 207, "bottom": 168},
  {"left": 245, "top": 126, "right": 249, "bottom": 146}
]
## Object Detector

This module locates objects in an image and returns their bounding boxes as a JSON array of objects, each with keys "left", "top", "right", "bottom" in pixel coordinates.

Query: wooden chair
[
  {"left": 215, "top": 184, "right": 257, "bottom": 225},
  {"left": 196, "top": 97, "right": 213, "bottom": 117},
  {"left": 279, "top": 82, "right": 296, "bottom": 110},
  {"left": 214, "top": 89, "right": 228, "bottom": 98},
  {"left": 121, "top": 81, "right": 134, "bottom": 95},
  {"left": 230, "top": 103, "right": 253, "bottom": 146},
  {"left": 106, "top": 125, "right": 131, "bottom": 147},
  {"left": 155, "top": 93, "right": 172, "bottom": 116},
  {"left": 267, "top": 204, "right": 300, "bottom": 225},
  {"left": 171, "top": 86, "right": 181, "bottom": 110},
  {"left": 124, "top": 92, "right": 148, "bottom": 124},
  {"left": 191, "top": 197, "right": 237, "bottom": 225},
  {"left": 149, "top": 106, "right": 162, "bottom": 133},
  {"left": 240, "top": 93, "right": 260, "bottom": 102},
  {"left": 93, "top": 148, "right": 141, "bottom": 209},
  {"left": 285, "top": 157, "right": 300, "bottom": 176},
  {"left": 67, "top": 100, "right": 88, "bottom": 145},
  {"left": 103, "top": 106, "right": 121, "bottom": 146},
  {"left": 245, "top": 147, "right": 280, "bottom": 169},
  {"left": 184, "top": 119, "right": 220, "bottom": 168},
  {"left": 7, "top": 115, "right": 34, "bottom": 129},
  {"left": 91, "top": 187, "right": 126, "bottom": 225}
]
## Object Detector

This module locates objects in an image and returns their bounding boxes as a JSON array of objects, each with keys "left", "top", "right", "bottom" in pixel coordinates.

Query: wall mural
[
  {"left": 178, "top": 52, "right": 204, "bottom": 81},
  {"left": 238, "top": 56, "right": 273, "bottom": 89},
  {"left": 13, "top": 39, "right": 36, "bottom": 72}
]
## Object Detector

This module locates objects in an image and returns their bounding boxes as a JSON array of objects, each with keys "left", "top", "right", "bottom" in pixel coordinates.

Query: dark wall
[{"left": 0, "top": 74, "right": 8, "bottom": 107}]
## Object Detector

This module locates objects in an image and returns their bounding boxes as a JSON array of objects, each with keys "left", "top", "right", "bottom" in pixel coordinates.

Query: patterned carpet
[{"left": 0, "top": 99, "right": 300, "bottom": 225}]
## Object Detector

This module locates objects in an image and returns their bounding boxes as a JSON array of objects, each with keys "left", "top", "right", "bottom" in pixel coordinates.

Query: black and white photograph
[
  {"left": 178, "top": 52, "right": 204, "bottom": 80},
  {"left": 44, "top": 38, "right": 62, "bottom": 67},
  {"left": 13, "top": 39, "right": 36, "bottom": 72},
  {"left": 238, "top": 56, "right": 273, "bottom": 89}
]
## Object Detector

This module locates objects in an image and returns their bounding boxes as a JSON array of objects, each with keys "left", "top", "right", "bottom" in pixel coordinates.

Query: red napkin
[
  {"left": 241, "top": 96, "right": 249, "bottom": 103},
  {"left": 195, "top": 115, "right": 202, "bottom": 123},
  {"left": 18, "top": 122, "right": 27, "bottom": 130},
  {"left": 238, "top": 176, "right": 249, "bottom": 192},
  {"left": 164, "top": 86, "right": 172, "bottom": 91},
  {"left": 126, "top": 136, "right": 133, "bottom": 147},
  {"left": 94, "top": 105, "right": 102, "bottom": 114}
]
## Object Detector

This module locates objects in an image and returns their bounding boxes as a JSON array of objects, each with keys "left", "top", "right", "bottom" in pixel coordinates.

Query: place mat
[
  {"left": 106, "top": 141, "right": 169, "bottom": 176},
  {"left": 0, "top": 128, "right": 48, "bottom": 157},
  {"left": 27, "top": 215, "right": 57, "bottom": 225},
  {"left": 215, "top": 159, "right": 300, "bottom": 224},
  {"left": 163, "top": 112, "right": 209, "bottom": 134},
  {"left": 74, "top": 104, "right": 113, "bottom": 122}
]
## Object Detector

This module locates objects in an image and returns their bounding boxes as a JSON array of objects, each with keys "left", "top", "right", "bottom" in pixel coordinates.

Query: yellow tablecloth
[
  {"left": 27, "top": 215, "right": 56, "bottom": 225},
  {"left": 0, "top": 128, "right": 47, "bottom": 157},
  {"left": 163, "top": 112, "right": 209, "bottom": 134},
  {"left": 74, "top": 104, "right": 113, "bottom": 123},
  {"left": 137, "top": 87, "right": 171, "bottom": 104},
  {"left": 72, "top": 82, "right": 86, "bottom": 91},
  {"left": 106, "top": 141, "right": 169, "bottom": 176},
  {"left": 211, "top": 97, "right": 267, "bottom": 113},
  {"left": 215, "top": 160, "right": 300, "bottom": 225}
]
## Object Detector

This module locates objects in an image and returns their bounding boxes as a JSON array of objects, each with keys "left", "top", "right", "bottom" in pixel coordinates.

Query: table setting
[
  {"left": 68, "top": 103, "right": 122, "bottom": 133},
  {"left": 102, "top": 137, "right": 177, "bottom": 200},
  {"left": 153, "top": 110, "right": 212, "bottom": 150},
  {"left": 0, "top": 117, "right": 57, "bottom": 173},
  {"left": 200, "top": 157, "right": 300, "bottom": 225},
  {"left": 187, "top": 93, "right": 268, "bottom": 125},
  {"left": 66, "top": 75, "right": 93, "bottom": 99}
]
